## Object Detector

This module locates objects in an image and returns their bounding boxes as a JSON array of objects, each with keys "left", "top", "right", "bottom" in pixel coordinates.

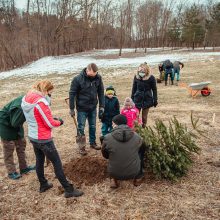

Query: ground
[{"left": 0, "top": 54, "right": 220, "bottom": 220}]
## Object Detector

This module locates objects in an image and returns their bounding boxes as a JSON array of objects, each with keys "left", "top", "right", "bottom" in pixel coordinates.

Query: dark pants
[
  {"left": 77, "top": 109, "right": 97, "bottom": 144},
  {"left": 31, "top": 140, "right": 70, "bottom": 189},
  {"left": 138, "top": 108, "right": 149, "bottom": 128},
  {"left": 138, "top": 144, "right": 146, "bottom": 176},
  {"left": 101, "top": 123, "right": 113, "bottom": 136},
  {"left": 165, "top": 70, "right": 174, "bottom": 81}
]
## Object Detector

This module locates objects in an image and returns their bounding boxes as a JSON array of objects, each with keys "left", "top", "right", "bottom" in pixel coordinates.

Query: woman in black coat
[{"left": 131, "top": 63, "right": 158, "bottom": 128}]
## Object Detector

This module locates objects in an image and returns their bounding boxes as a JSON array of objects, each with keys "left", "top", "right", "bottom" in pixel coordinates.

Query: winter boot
[
  {"left": 171, "top": 80, "right": 174, "bottom": 85},
  {"left": 165, "top": 81, "right": 167, "bottom": 86},
  {"left": 64, "top": 184, "right": 84, "bottom": 198},
  {"left": 39, "top": 181, "right": 53, "bottom": 193},
  {"left": 90, "top": 142, "right": 101, "bottom": 150},
  {"left": 78, "top": 135, "right": 87, "bottom": 156}
]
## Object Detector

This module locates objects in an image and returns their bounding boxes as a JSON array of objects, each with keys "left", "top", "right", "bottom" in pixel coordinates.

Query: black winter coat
[
  {"left": 69, "top": 68, "right": 104, "bottom": 112},
  {"left": 131, "top": 74, "right": 157, "bottom": 109},
  {"left": 163, "top": 60, "right": 173, "bottom": 74},
  {"left": 102, "top": 96, "right": 120, "bottom": 125}
]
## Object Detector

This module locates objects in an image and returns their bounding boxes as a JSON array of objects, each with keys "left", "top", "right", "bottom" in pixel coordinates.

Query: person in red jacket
[
  {"left": 121, "top": 97, "right": 140, "bottom": 129},
  {"left": 21, "top": 80, "right": 83, "bottom": 198}
]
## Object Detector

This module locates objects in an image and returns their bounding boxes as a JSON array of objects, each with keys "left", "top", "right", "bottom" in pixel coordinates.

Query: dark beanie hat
[{"left": 112, "top": 114, "right": 127, "bottom": 125}]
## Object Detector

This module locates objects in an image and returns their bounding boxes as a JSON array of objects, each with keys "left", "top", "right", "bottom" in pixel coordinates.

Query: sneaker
[
  {"left": 90, "top": 143, "right": 101, "bottom": 150},
  {"left": 20, "top": 165, "right": 36, "bottom": 174},
  {"left": 64, "top": 184, "right": 84, "bottom": 198},
  {"left": 39, "top": 182, "right": 53, "bottom": 193},
  {"left": 8, "top": 172, "right": 21, "bottom": 180}
]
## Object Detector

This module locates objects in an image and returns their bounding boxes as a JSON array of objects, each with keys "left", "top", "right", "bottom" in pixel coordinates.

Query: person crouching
[{"left": 101, "top": 114, "right": 143, "bottom": 188}]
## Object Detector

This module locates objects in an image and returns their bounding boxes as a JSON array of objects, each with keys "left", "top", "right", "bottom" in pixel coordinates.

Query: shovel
[{"left": 65, "top": 98, "right": 82, "bottom": 143}]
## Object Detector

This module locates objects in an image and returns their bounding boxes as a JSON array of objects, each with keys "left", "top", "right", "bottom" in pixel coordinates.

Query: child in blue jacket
[{"left": 100, "top": 86, "right": 120, "bottom": 136}]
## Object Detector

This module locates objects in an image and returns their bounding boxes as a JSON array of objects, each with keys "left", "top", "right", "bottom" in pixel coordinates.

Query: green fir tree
[{"left": 136, "top": 113, "right": 202, "bottom": 181}]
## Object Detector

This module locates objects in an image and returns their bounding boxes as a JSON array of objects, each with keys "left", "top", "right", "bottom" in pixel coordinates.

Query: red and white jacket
[{"left": 21, "top": 92, "right": 61, "bottom": 141}]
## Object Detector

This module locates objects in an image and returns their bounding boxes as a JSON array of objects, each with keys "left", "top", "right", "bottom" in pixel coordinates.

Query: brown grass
[{"left": 0, "top": 57, "right": 220, "bottom": 220}]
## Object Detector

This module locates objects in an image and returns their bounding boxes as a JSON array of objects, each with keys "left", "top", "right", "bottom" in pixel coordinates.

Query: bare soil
[
  {"left": 63, "top": 156, "right": 108, "bottom": 186},
  {"left": 0, "top": 55, "right": 220, "bottom": 220}
]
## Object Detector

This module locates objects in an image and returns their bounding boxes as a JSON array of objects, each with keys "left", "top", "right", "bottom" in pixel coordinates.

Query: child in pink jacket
[{"left": 121, "top": 97, "right": 140, "bottom": 129}]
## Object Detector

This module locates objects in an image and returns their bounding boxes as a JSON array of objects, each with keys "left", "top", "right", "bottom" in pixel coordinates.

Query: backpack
[{"left": 164, "top": 60, "right": 172, "bottom": 69}]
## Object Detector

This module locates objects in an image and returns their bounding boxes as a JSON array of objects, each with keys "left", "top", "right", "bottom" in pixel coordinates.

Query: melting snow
[{"left": 0, "top": 49, "right": 220, "bottom": 79}]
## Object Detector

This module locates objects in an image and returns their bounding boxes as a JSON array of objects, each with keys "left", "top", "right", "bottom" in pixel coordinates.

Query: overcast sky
[
  {"left": 15, "top": 0, "right": 219, "bottom": 10},
  {"left": 15, "top": 0, "right": 26, "bottom": 9}
]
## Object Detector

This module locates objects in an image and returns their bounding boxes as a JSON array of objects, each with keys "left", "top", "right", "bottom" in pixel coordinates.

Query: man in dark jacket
[
  {"left": 163, "top": 59, "right": 174, "bottom": 86},
  {"left": 101, "top": 114, "right": 143, "bottom": 188},
  {"left": 0, "top": 96, "right": 35, "bottom": 180},
  {"left": 69, "top": 63, "right": 105, "bottom": 155}
]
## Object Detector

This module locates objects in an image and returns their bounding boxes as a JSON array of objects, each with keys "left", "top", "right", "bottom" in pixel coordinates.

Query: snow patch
[{"left": 0, "top": 50, "right": 220, "bottom": 79}]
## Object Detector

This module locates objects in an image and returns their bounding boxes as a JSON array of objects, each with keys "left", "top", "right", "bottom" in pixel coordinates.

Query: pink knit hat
[{"left": 123, "top": 97, "right": 135, "bottom": 108}]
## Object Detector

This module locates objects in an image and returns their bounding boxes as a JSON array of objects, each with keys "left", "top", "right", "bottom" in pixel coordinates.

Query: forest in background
[{"left": 0, "top": 0, "right": 220, "bottom": 71}]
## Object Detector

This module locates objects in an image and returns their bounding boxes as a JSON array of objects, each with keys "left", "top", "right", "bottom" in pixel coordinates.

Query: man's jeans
[
  {"left": 174, "top": 68, "right": 180, "bottom": 81},
  {"left": 31, "top": 140, "right": 70, "bottom": 189},
  {"left": 165, "top": 70, "right": 174, "bottom": 81},
  {"left": 101, "top": 123, "right": 113, "bottom": 136},
  {"left": 77, "top": 109, "right": 97, "bottom": 144}
]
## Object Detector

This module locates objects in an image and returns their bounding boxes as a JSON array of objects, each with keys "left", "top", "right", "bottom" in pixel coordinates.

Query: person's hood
[
  {"left": 111, "top": 124, "right": 134, "bottom": 142},
  {"left": 21, "top": 92, "right": 47, "bottom": 113}
]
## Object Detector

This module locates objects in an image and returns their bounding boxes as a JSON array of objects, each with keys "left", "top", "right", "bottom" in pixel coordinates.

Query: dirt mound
[{"left": 63, "top": 156, "right": 108, "bottom": 186}]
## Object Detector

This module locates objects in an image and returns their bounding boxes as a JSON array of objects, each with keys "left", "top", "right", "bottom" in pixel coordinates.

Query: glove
[
  {"left": 70, "top": 109, "right": 75, "bottom": 117},
  {"left": 154, "top": 101, "right": 158, "bottom": 107},
  {"left": 98, "top": 107, "right": 104, "bottom": 119},
  {"left": 58, "top": 118, "right": 64, "bottom": 126}
]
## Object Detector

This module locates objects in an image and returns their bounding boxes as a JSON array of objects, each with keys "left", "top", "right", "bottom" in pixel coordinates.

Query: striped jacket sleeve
[{"left": 36, "top": 102, "right": 61, "bottom": 128}]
